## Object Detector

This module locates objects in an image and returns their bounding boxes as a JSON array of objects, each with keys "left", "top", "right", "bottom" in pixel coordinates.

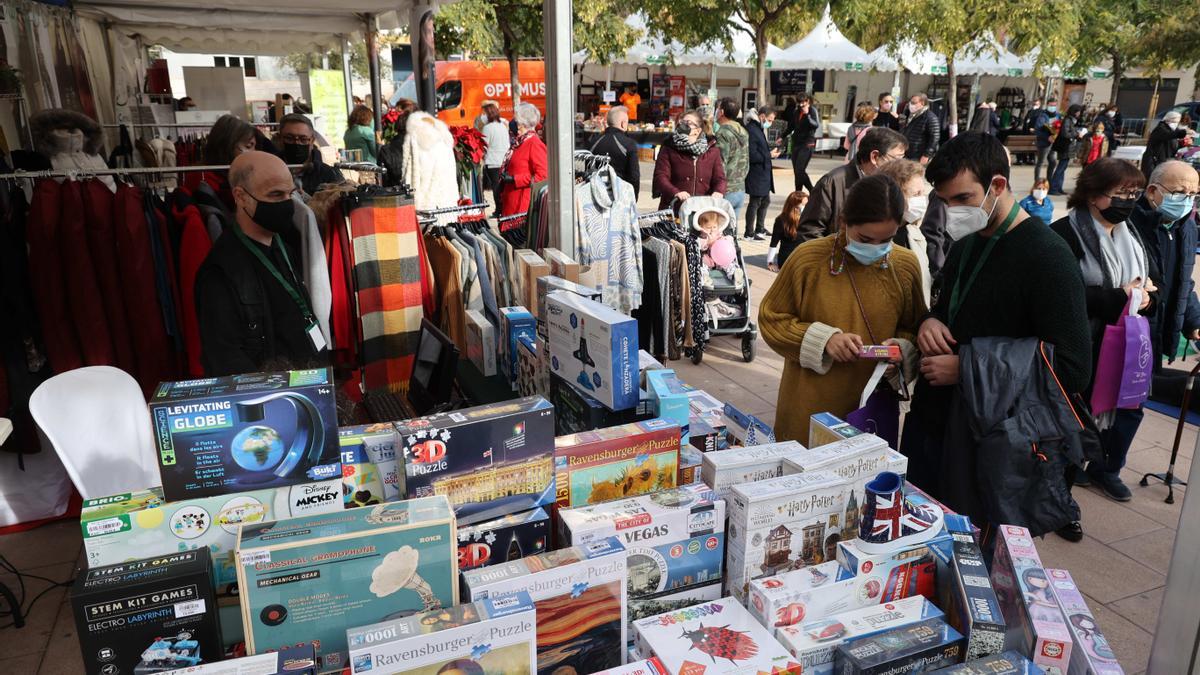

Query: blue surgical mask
[
  {"left": 846, "top": 238, "right": 893, "bottom": 265},
  {"left": 1157, "top": 191, "right": 1196, "bottom": 223},
  {"left": 1046, "top": 106, "right": 1058, "bottom": 114}
]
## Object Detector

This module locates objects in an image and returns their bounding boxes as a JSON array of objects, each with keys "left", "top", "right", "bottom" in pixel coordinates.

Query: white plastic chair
[{"left": 30, "top": 366, "right": 160, "bottom": 500}]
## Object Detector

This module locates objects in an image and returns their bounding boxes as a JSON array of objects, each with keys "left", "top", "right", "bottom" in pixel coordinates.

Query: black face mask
[
  {"left": 281, "top": 142, "right": 312, "bottom": 165},
  {"left": 1100, "top": 197, "right": 1137, "bottom": 224},
  {"left": 245, "top": 194, "right": 296, "bottom": 234}
]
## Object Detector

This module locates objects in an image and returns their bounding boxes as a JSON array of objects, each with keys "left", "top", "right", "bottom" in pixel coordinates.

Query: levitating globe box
[
  {"left": 149, "top": 368, "right": 342, "bottom": 502},
  {"left": 236, "top": 496, "right": 458, "bottom": 674}
]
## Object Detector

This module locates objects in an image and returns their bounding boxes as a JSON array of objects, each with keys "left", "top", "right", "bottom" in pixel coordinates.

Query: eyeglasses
[
  {"left": 885, "top": 151, "right": 906, "bottom": 161},
  {"left": 281, "top": 134, "right": 313, "bottom": 144},
  {"left": 1106, "top": 189, "right": 1144, "bottom": 201},
  {"left": 1153, "top": 184, "right": 1200, "bottom": 199}
]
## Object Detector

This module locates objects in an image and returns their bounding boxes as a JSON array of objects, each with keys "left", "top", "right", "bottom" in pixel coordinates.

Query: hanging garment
[
  {"left": 292, "top": 194, "right": 333, "bottom": 348},
  {"left": 310, "top": 186, "right": 361, "bottom": 369},
  {"left": 403, "top": 113, "right": 460, "bottom": 223},
  {"left": 81, "top": 180, "right": 136, "bottom": 375},
  {"left": 114, "top": 184, "right": 174, "bottom": 393},
  {"left": 58, "top": 180, "right": 116, "bottom": 366},
  {"left": 424, "top": 234, "right": 467, "bottom": 349},
  {"left": 26, "top": 179, "right": 82, "bottom": 372},
  {"left": 169, "top": 190, "right": 216, "bottom": 377},
  {"left": 575, "top": 166, "right": 643, "bottom": 314}
]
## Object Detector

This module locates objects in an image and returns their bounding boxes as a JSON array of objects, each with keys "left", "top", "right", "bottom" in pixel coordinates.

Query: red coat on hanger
[
  {"left": 25, "top": 179, "right": 83, "bottom": 372},
  {"left": 82, "top": 180, "right": 136, "bottom": 375}
]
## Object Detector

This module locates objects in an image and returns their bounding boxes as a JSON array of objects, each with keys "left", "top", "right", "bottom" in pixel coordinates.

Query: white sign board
[{"left": 602, "top": 90, "right": 616, "bottom": 103}]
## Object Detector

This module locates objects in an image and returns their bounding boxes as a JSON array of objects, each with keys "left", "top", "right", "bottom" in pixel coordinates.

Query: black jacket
[
  {"left": 1141, "top": 121, "right": 1188, "bottom": 178},
  {"left": 590, "top": 127, "right": 640, "bottom": 198},
  {"left": 745, "top": 118, "right": 774, "bottom": 197},
  {"left": 795, "top": 163, "right": 860, "bottom": 242},
  {"left": 903, "top": 109, "right": 940, "bottom": 159},
  {"left": 786, "top": 106, "right": 821, "bottom": 146},
  {"left": 378, "top": 136, "right": 405, "bottom": 189},
  {"left": 299, "top": 150, "right": 344, "bottom": 196},
  {"left": 1129, "top": 197, "right": 1200, "bottom": 365},
  {"left": 873, "top": 111, "right": 900, "bottom": 131}
]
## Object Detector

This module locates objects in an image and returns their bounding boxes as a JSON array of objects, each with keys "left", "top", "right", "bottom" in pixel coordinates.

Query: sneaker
[
  {"left": 1089, "top": 470, "right": 1132, "bottom": 502},
  {"left": 855, "top": 471, "right": 944, "bottom": 554},
  {"left": 1073, "top": 470, "right": 1091, "bottom": 488},
  {"left": 1055, "top": 521, "right": 1084, "bottom": 542},
  {"left": 753, "top": 232, "right": 767, "bottom": 241}
]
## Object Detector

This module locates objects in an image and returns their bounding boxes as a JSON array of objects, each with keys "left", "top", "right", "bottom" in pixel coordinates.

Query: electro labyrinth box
[
  {"left": 554, "top": 418, "right": 681, "bottom": 508},
  {"left": 149, "top": 369, "right": 342, "bottom": 501}
]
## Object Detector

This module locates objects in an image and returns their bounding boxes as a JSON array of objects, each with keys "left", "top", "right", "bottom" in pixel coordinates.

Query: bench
[{"left": 1004, "top": 134, "right": 1039, "bottom": 164}]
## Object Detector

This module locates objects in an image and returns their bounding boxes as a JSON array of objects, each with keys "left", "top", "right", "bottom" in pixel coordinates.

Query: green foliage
[{"left": 284, "top": 34, "right": 405, "bottom": 80}]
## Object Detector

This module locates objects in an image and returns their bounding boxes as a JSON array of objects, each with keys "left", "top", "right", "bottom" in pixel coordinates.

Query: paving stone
[
  {"left": 36, "top": 595, "right": 83, "bottom": 675},
  {"left": 1073, "top": 487, "right": 1164, "bottom": 545},
  {"left": 0, "top": 562, "right": 75, "bottom": 659},
  {"left": 1035, "top": 534, "right": 1164, "bottom": 604},
  {"left": 0, "top": 654, "right": 41, "bottom": 674},
  {"left": 1109, "top": 587, "right": 1165, "bottom": 633},
  {"left": 0, "top": 520, "right": 82, "bottom": 571},
  {"left": 1109, "top": 528, "right": 1178, "bottom": 576}
]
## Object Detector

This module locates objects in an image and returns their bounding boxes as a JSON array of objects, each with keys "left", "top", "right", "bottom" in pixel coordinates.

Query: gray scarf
[
  {"left": 1069, "top": 207, "right": 1147, "bottom": 289},
  {"left": 672, "top": 131, "right": 708, "bottom": 156}
]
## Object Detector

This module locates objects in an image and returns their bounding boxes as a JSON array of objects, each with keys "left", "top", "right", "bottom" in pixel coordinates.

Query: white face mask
[
  {"left": 1106, "top": 110, "right": 1116, "bottom": 118},
  {"left": 1167, "top": 121, "right": 1180, "bottom": 130},
  {"left": 904, "top": 194, "right": 929, "bottom": 224},
  {"left": 945, "top": 182, "right": 1000, "bottom": 241},
  {"left": 1032, "top": 189, "right": 1048, "bottom": 201}
]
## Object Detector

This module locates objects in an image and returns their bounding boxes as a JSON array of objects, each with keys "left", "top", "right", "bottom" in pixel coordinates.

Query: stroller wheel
[
  {"left": 742, "top": 334, "right": 756, "bottom": 362},
  {"left": 691, "top": 349, "right": 704, "bottom": 365}
]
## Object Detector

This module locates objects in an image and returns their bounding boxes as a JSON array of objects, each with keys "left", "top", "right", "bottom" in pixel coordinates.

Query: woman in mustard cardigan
[{"left": 758, "top": 174, "right": 927, "bottom": 443}]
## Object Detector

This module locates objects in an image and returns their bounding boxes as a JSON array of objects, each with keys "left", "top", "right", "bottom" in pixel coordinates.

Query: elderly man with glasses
[
  {"left": 277, "top": 113, "right": 344, "bottom": 197},
  {"left": 796, "top": 127, "right": 909, "bottom": 242}
]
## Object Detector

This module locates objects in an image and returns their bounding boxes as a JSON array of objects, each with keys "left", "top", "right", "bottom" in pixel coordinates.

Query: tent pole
[
  {"left": 365, "top": 14, "right": 383, "bottom": 130},
  {"left": 343, "top": 36, "right": 355, "bottom": 119},
  {"left": 544, "top": 0, "right": 574, "bottom": 251},
  {"left": 709, "top": 62, "right": 717, "bottom": 98}
]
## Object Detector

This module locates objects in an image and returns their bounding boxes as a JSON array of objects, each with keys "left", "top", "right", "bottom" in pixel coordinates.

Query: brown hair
[
  {"left": 348, "top": 105, "right": 374, "bottom": 127},
  {"left": 1030, "top": 178, "right": 1050, "bottom": 193},
  {"left": 876, "top": 158, "right": 925, "bottom": 192},
  {"left": 842, "top": 174, "right": 906, "bottom": 227},
  {"left": 1067, "top": 157, "right": 1145, "bottom": 210},
  {"left": 779, "top": 190, "right": 809, "bottom": 239},
  {"left": 854, "top": 103, "right": 878, "bottom": 124},
  {"left": 203, "top": 114, "right": 255, "bottom": 165},
  {"left": 394, "top": 98, "right": 418, "bottom": 115}
]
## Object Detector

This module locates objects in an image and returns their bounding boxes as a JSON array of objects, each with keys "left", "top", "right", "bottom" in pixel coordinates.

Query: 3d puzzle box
[
  {"left": 554, "top": 418, "right": 681, "bottom": 508},
  {"left": 836, "top": 533, "right": 950, "bottom": 607},
  {"left": 628, "top": 580, "right": 723, "bottom": 624},
  {"left": 456, "top": 506, "right": 551, "bottom": 575},
  {"left": 699, "top": 441, "right": 808, "bottom": 501},
  {"left": 395, "top": 396, "right": 555, "bottom": 526},
  {"left": 461, "top": 537, "right": 628, "bottom": 675},
  {"left": 746, "top": 561, "right": 870, "bottom": 637},
  {"left": 991, "top": 525, "right": 1073, "bottom": 675},
  {"left": 236, "top": 497, "right": 458, "bottom": 674}
]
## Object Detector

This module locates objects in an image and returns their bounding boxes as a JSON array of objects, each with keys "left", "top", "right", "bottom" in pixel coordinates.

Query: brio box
[
  {"left": 549, "top": 372, "right": 638, "bottom": 435},
  {"left": 554, "top": 418, "right": 680, "bottom": 508},
  {"left": 149, "top": 368, "right": 342, "bottom": 501},
  {"left": 395, "top": 396, "right": 555, "bottom": 526},
  {"left": 747, "top": 561, "right": 872, "bottom": 636},
  {"left": 933, "top": 650, "right": 1045, "bottom": 674},
  {"left": 516, "top": 250, "right": 551, "bottom": 318},
  {"left": 1046, "top": 568, "right": 1124, "bottom": 675},
  {"left": 559, "top": 485, "right": 725, "bottom": 601},
  {"left": 700, "top": 441, "right": 807, "bottom": 501},
  {"left": 594, "top": 657, "right": 669, "bottom": 675},
  {"left": 339, "top": 424, "right": 402, "bottom": 508},
  {"left": 835, "top": 617, "right": 965, "bottom": 674},
  {"left": 517, "top": 335, "right": 550, "bottom": 398},
  {"left": 465, "top": 309, "right": 498, "bottom": 376},
  {"left": 537, "top": 274, "right": 603, "bottom": 335},
  {"left": 80, "top": 482, "right": 343, "bottom": 598},
  {"left": 543, "top": 248, "right": 581, "bottom": 283},
  {"left": 933, "top": 514, "right": 1006, "bottom": 661},
  {"left": 462, "top": 537, "right": 629, "bottom": 675},
  {"left": 545, "top": 290, "right": 640, "bottom": 411},
  {"left": 500, "top": 306, "right": 537, "bottom": 384},
  {"left": 836, "top": 533, "right": 951, "bottom": 605},
  {"left": 808, "top": 412, "right": 862, "bottom": 448},
  {"left": 345, "top": 592, "right": 538, "bottom": 675},
  {"left": 776, "top": 596, "right": 943, "bottom": 675},
  {"left": 456, "top": 506, "right": 551, "bottom": 576},
  {"left": 235, "top": 497, "right": 458, "bottom": 673},
  {"left": 885, "top": 449, "right": 908, "bottom": 481},
  {"left": 72, "top": 549, "right": 223, "bottom": 675},
  {"left": 991, "top": 525, "right": 1073, "bottom": 675},
  {"left": 157, "top": 644, "right": 317, "bottom": 675},
  {"left": 646, "top": 369, "right": 690, "bottom": 444},
  {"left": 629, "top": 580, "right": 723, "bottom": 624},
  {"left": 632, "top": 597, "right": 801, "bottom": 675},
  {"left": 722, "top": 403, "right": 776, "bottom": 446}
]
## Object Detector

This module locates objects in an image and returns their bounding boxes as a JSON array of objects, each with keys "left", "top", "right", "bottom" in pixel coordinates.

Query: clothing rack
[
  {"left": 416, "top": 203, "right": 489, "bottom": 217},
  {"left": 102, "top": 122, "right": 279, "bottom": 128},
  {"left": 0, "top": 162, "right": 383, "bottom": 181},
  {"left": 638, "top": 209, "right": 676, "bottom": 222},
  {"left": 496, "top": 212, "right": 526, "bottom": 223}
]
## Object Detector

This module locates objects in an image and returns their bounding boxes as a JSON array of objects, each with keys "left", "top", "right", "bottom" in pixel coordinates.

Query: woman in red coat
[
  {"left": 653, "top": 109, "right": 728, "bottom": 209},
  {"left": 499, "top": 102, "right": 549, "bottom": 218}
]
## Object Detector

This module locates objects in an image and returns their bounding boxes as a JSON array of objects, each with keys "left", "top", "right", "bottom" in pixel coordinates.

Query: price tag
[
  {"left": 86, "top": 518, "right": 126, "bottom": 537},
  {"left": 174, "top": 599, "right": 207, "bottom": 618},
  {"left": 240, "top": 550, "right": 271, "bottom": 566}
]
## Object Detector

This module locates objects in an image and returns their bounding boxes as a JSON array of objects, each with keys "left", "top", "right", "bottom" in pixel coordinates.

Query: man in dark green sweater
[{"left": 902, "top": 131, "right": 1092, "bottom": 541}]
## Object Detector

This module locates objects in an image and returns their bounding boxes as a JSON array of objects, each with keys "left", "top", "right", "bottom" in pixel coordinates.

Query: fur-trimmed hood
[{"left": 30, "top": 109, "right": 104, "bottom": 156}]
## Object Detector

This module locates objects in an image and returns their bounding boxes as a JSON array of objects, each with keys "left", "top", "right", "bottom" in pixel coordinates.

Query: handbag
[
  {"left": 842, "top": 265, "right": 904, "bottom": 448},
  {"left": 1090, "top": 289, "right": 1152, "bottom": 414}
]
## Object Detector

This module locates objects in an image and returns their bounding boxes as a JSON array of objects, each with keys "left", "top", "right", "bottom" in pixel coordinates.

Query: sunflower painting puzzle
[{"left": 554, "top": 419, "right": 681, "bottom": 509}]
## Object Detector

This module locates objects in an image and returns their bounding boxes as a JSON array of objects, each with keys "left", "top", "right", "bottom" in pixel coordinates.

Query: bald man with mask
[{"left": 195, "top": 151, "right": 328, "bottom": 375}]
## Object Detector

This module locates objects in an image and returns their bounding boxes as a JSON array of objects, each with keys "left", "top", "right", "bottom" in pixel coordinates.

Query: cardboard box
[
  {"left": 500, "top": 307, "right": 537, "bottom": 385},
  {"left": 465, "top": 309, "right": 498, "bottom": 376},
  {"left": 885, "top": 449, "right": 908, "bottom": 481},
  {"left": 1046, "top": 568, "right": 1124, "bottom": 674},
  {"left": 808, "top": 412, "right": 863, "bottom": 448},
  {"left": 628, "top": 580, "right": 724, "bottom": 623},
  {"left": 782, "top": 435, "right": 891, "bottom": 543},
  {"left": 517, "top": 335, "right": 549, "bottom": 398},
  {"left": 689, "top": 419, "right": 720, "bottom": 454},
  {"left": 835, "top": 617, "right": 965, "bottom": 674},
  {"left": 722, "top": 403, "right": 776, "bottom": 446},
  {"left": 560, "top": 484, "right": 724, "bottom": 603},
  {"left": 933, "top": 514, "right": 1006, "bottom": 661},
  {"left": 632, "top": 597, "right": 800, "bottom": 675},
  {"left": 646, "top": 369, "right": 690, "bottom": 445},
  {"left": 776, "top": 596, "right": 944, "bottom": 675},
  {"left": 747, "top": 561, "right": 873, "bottom": 635},
  {"left": 543, "top": 247, "right": 581, "bottom": 283},
  {"left": 157, "top": 645, "right": 317, "bottom": 675},
  {"left": 456, "top": 506, "right": 551, "bottom": 574},
  {"left": 836, "top": 534, "right": 950, "bottom": 606},
  {"left": 554, "top": 419, "right": 680, "bottom": 508},
  {"left": 80, "top": 482, "right": 343, "bottom": 598},
  {"left": 72, "top": 549, "right": 223, "bottom": 675},
  {"left": 933, "top": 650, "right": 1044, "bottom": 674},
  {"left": 678, "top": 445, "right": 703, "bottom": 486},
  {"left": 638, "top": 351, "right": 665, "bottom": 387},
  {"left": 548, "top": 372, "right": 638, "bottom": 435},
  {"left": 991, "top": 525, "right": 1073, "bottom": 675},
  {"left": 536, "top": 275, "right": 603, "bottom": 336},
  {"left": 395, "top": 396, "right": 555, "bottom": 525},
  {"left": 462, "top": 538, "right": 628, "bottom": 675},
  {"left": 594, "top": 657, "right": 669, "bottom": 675},
  {"left": 516, "top": 250, "right": 551, "bottom": 318},
  {"left": 339, "top": 424, "right": 402, "bottom": 508},
  {"left": 699, "top": 441, "right": 808, "bottom": 501},
  {"left": 149, "top": 369, "right": 342, "bottom": 501},
  {"left": 236, "top": 497, "right": 458, "bottom": 673},
  {"left": 545, "top": 291, "right": 640, "bottom": 411},
  {"left": 345, "top": 592, "right": 538, "bottom": 675}
]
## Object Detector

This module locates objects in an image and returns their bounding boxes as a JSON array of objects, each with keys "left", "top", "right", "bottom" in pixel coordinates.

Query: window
[
  {"left": 436, "top": 80, "right": 462, "bottom": 112},
  {"left": 243, "top": 57, "right": 257, "bottom": 78},
  {"left": 228, "top": 57, "right": 241, "bottom": 68},
  {"left": 214, "top": 56, "right": 226, "bottom": 67}
]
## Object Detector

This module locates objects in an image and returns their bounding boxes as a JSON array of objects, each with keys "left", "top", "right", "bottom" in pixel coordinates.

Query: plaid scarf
[{"left": 671, "top": 131, "right": 708, "bottom": 156}]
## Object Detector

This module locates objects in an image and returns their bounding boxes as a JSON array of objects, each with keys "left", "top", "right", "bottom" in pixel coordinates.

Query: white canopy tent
[
  {"left": 892, "top": 37, "right": 1023, "bottom": 76},
  {"left": 573, "top": 14, "right": 758, "bottom": 68},
  {"left": 766, "top": 5, "right": 874, "bottom": 71}
]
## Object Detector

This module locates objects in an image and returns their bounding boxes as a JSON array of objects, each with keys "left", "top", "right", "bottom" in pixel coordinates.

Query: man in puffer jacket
[{"left": 902, "top": 93, "right": 940, "bottom": 163}]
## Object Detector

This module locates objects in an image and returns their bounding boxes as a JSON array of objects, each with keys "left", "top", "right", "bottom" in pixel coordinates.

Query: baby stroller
[{"left": 678, "top": 195, "right": 757, "bottom": 363}]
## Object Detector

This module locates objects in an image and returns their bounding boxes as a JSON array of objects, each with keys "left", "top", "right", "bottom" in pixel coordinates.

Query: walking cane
[{"left": 1140, "top": 360, "right": 1198, "bottom": 504}]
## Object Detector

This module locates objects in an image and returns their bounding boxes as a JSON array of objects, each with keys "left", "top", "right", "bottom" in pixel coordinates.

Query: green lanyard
[
  {"left": 948, "top": 202, "right": 1020, "bottom": 326},
  {"left": 234, "top": 226, "right": 314, "bottom": 322}
]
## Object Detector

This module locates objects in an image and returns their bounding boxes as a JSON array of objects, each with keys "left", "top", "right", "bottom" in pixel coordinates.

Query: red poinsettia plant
[
  {"left": 381, "top": 108, "right": 403, "bottom": 142},
  {"left": 451, "top": 125, "right": 487, "bottom": 178}
]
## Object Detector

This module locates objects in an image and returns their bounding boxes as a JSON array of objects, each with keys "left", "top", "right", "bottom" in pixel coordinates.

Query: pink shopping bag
[{"left": 1091, "top": 289, "right": 1152, "bottom": 414}]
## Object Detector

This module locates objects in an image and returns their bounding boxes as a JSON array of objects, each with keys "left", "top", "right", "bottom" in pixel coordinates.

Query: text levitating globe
[{"left": 231, "top": 425, "right": 285, "bottom": 471}]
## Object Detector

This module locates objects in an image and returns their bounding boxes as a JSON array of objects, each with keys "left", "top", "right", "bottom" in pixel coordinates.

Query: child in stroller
[{"left": 691, "top": 200, "right": 746, "bottom": 291}]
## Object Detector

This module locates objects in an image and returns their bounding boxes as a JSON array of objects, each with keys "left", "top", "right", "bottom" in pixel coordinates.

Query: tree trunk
[
  {"left": 1145, "top": 76, "right": 1162, "bottom": 140},
  {"left": 755, "top": 31, "right": 769, "bottom": 102},
  {"left": 499, "top": 17, "right": 522, "bottom": 107},
  {"left": 1109, "top": 50, "right": 1124, "bottom": 107},
  {"left": 946, "top": 54, "right": 958, "bottom": 136}
]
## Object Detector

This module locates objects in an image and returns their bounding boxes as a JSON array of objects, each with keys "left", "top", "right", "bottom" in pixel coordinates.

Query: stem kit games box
[{"left": 149, "top": 369, "right": 342, "bottom": 501}]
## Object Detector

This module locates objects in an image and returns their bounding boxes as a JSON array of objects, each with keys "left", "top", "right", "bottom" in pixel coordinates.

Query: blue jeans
[
  {"left": 725, "top": 191, "right": 746, "bottom": 236},
  {"left": 1049, "top": 150, "right": 1069, "bottom": 193},
  {"left": 1093, "top": 406, "right": 1144, "bottom": 476}
]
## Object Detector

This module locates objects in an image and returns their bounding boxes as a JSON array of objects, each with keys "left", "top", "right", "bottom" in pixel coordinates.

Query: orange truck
[{"left": 434, "top": 60, "right": 547, "bottom": 126}]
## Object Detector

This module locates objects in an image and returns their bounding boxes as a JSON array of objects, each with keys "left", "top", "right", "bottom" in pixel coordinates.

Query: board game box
[
  {"left": 834, "top": 617, "right": 966, "bottom": 674},
  {"left": 632, "top": 597, "right": 801, "bottom": 675},
  {"left": 699, "top": 441, "right": 807, "bottom": 501},
  {"left": 933, "top": 514, "right": 1006, "bottom": 661},
  {"left": 395, "top": 396, "right": 555, "bottom": 525},
  {"left": 545, "top": 290, "right": 640, "bottom": 411},
  {"left": 933, "top": 650, "right": 1045, "bottom": 674},
  {"left": 991, "top": 525, "right": 1073, "bottom": 675},
  {"left": 461, "top": 537, "right": 628, "bottom": 675},
  {"left": 746, "top": 561, "right": 872, "bottom": 636},
  {"left": 236, "top": 497, "right": 458, "bottom": 673},
  {"left": 345, "top": 592, "right": 538, "bottom": 674},
  {"left": 149, "top": 369, "right": 342, "bottom": 501},
  {"left": 554, "top": 418, "right": 681, "bottom": 508},
  {"left": 157, "top": 644, "right": 317, "bottom": 674},
  {"left": 835, "top": 533, "right": 950, "bottom": 606},
  {"left": 339, "top": 424, "right": 402, "bottom": 508},
  {"left": 1046, "top": 568, "right": 1124, "bottom": 675}
]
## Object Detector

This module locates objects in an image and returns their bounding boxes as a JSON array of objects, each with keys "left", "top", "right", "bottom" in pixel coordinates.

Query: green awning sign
[
  {"left": 646, "top": 56, "right": 668, "bottom": 65},
  {"left": 845, "top": 62, "right": 864, "bottom": 71},
  {"left": 765, "top": 60, "right": 773, "bottom": 68},
  {"left": 931, "top": 65, "right": 948, "bottom": 75},
  {"left": 1007, "top": 68, "right": 1024, "bottom": 77}
]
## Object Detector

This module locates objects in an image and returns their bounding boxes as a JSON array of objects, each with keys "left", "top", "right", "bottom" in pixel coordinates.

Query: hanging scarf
[
  {"left": 671, "top": 131, "right": 708, "bottom": 157},
  {"left": 503, "top": 129, "right": 537, "bottom": 170}
]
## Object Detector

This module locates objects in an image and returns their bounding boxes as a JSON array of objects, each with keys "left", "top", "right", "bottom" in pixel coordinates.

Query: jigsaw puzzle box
[
  {"left": 933, "top": 515, "right": 1006, "bottom": 661},
  {"left": 339, "top": 424, "right": 402, "bottom": 508},
  {"left": 1046, "top": 568, "right": 1124, "bottom": 675},
  {"left": 554, "top": 418, "right": 681, "bottom": 509},
  {"left": 746, "top": 561, "right": 870, "bottom": 636},
  {"left": 455, "top": 506, "right": 551, "bottom": 575},
  {"left": 991, "top": 525, "right": 1074, "bottom": 675},
  {"left": 699, "top": 441, "right": 808, "bottom": 501},
  {"left": 834, "top": 616, "right": 965, "bottom": 674},
  {"left": 632, "top": 597, "right": 800, "bottom": 675}
]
